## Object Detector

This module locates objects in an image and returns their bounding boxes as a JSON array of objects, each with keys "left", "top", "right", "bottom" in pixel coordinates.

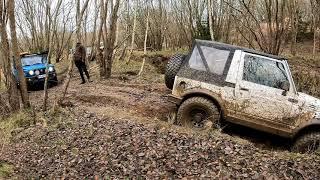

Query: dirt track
[{"left": 31, "top": 74, "right": 177, "bottom": 122}]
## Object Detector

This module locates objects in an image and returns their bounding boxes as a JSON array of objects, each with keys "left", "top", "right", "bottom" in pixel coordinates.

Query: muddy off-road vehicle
[
  {"left": 13, "top": 52, "right": 58, "bottom": 88},
  {"left": 165, "top": 39, "right": 320, "bottom": 153}
]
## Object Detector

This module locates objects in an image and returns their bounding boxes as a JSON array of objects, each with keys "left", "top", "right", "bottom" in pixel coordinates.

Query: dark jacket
[{"left": 73, "top": 45, "right": 86, "bottom": 62}]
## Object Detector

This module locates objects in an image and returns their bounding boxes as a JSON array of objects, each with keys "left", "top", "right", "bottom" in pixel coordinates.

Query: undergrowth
[
  {"left": 0, "top": 110, "right": 34, "bottom": 147},
  {"left": 0, "top": 81, "right": 5, "bottom": 93},
  {"left": 112, "top": 54, "right": 165, "bottom": 84},
  {"left": 293, "top": 72, "right": 320, "bottom": 98},
  {"left": 287, "top": 55, "right": 320, "bottom": 98},
  {"left": 0, "top": 162, "right": 14, "bottom": 178}
]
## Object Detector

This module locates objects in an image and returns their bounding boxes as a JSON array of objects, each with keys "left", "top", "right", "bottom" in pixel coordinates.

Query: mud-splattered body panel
[{"left": 170, "top": 40, "right": 320, "bottom": 138}]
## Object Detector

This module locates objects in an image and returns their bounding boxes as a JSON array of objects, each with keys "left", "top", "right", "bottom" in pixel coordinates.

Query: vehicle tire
[
  {"left": 176, "top": 97, "right": 220, "bottom": 130},
  {"left": 51, "top": 76, "right": 58, "bottom": 87},
  {"left": 292, "top": 132, "right": 320, "bottom": 153},
  {"left": 165, "top": 54, "right": 186, "bottom": 90}
]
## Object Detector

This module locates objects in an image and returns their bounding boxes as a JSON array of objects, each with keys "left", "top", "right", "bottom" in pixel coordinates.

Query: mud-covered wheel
[
  {"left": 51, "top": 76, "right": 58, "bottom": 87},
  {"left": 176, "top": 97, "right": 220, "bottom": 130},
  {"left": 165, "top": 54, "right": 186, "bottom": 90},
  {"left": 292, "top": 132, "right": 320, "bottom": 153}
]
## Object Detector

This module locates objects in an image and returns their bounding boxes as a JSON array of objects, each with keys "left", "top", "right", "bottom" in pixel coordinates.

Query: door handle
[
  {"left": 240, "top": 87, "right": 249, "bottom": 91},
  {"left": 288, "top": 98, "right": 298, "bottom": 103}
]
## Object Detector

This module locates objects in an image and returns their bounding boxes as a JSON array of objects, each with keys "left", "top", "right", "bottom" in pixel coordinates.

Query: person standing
[{"left": 73, "top": 42, "right": 91, "bottom": 84}]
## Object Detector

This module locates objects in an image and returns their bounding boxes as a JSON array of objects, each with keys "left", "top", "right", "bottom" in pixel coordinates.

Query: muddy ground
[{"left": 1, "top": 62, "right": 320, "bottom": 179}]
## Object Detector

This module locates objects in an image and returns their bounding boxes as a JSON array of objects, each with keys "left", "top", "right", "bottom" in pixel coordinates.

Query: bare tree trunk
[
  {"left": 83, "top": 7, "right": 89, "bottom": 45},
  {"left": 207, "top": 0, "right": 214, "bottom": 41},
  {"left": 0, "top": 68, "right": 2, "bottom": 86},
  {"left": 43, "top": 0, "right": 62, "bottom": 111},
  {"left": 53, "top": 34, "right": 74, "bottom": 110},
  {"left": 117, "top": 0, "right": 130, "bottom": 62},
  {"left": 103, "top": 0, "right": 121, "bottom": 79},
  {"left": 290, "top": 0, "right": 298, "bottom": 56},
  {"left": 54, "top": 53, "right": 73, "bottom": 109},
  {"left": 98, "top": 0, "right": 107, "bottom": 78},
  {"left": 55, "top": 0, "right": 90, "bottom": 106},
  {"left": 76, "top": 0, "right": 81, "bottom": 42},
  {"left": 76, "top": 0, "right": 90, "bottom": 42},
  {"left": 291, "top": 27, "right": 298, "bottom": 56},
  {"left": 8, "top": 0, "right": 30, "bottom": 108},
  {"left": 126, "top": 0, "right": 137, "bottom": 64},
  {"left": 89, "top": 0, "right": 99, "bottom": 62},
  {"left": 138, "top": 6, "right": 150, "bottom": 76},
  {"left": 0, "top": 1, "right": 20, "bottom": 111},
  {"left": 113, "top": 20, "right": 120, "bottom": 58},
  {"left": 43, "top": 58, "right": 50, "bottom": 111},
  {"left": 313, "top": 14, "right": 317, "bottom": 56}
]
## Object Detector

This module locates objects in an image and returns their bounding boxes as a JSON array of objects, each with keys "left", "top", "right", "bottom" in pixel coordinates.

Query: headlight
[
  {"left": 35, "top": 70, "right": 40, "bottom": 75},
  {"left": 48, "top": 67, "right": 54, "bottom": 72},
  {"left": 29, "top": 70, "right": 34, "bottom": 75},
  {"left": 315, "top": 112, "right": 320, "bottom": 119}
]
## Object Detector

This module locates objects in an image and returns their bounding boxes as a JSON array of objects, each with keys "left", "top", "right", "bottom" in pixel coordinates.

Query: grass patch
[
  {"left": 287, "top": 54, "right": 320, "bottom": 71},
  {"left": 292, "top": 72, "right": 320, "bottom": 98},
  {"left": 0, "top": 81, "right": 5, "bottom": 93},
  {"left": 286, "top": 55, "right": 320, "bottom": 98},
  {"left": 0, "top": 111, "right": 34, "bottom": 146},
  {"left": 0, "top": 111, "right": 34, "bottom": 178},
  {"left": 0, "top": 162, "right": 14, "bottom": 178},
  {"left": 113, "top": 54, "right": 164, "bottom": 84}
]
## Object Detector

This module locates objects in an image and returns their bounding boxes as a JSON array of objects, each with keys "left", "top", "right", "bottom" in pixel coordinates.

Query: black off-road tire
[
  {"left": 176, "top": 97, "right": 220, "bottom": 130},
  {"left": 51, "top": 76, "right": 58, "bottom": 87},
  {"left": 292, "top": 132, "right": 320, "bottom": 153},
  {"left": 165, "top": 54, "right": 186, "bottom": 90}
]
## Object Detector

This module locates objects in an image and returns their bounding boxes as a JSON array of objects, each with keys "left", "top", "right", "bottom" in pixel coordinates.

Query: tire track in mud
[{"left": 44, "top": 80, "right": 177, "bottom": 122}]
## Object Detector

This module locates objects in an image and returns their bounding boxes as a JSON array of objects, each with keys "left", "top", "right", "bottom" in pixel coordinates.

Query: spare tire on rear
[{"left": 165, "top": 54, "right": 186, "bottom": 90}]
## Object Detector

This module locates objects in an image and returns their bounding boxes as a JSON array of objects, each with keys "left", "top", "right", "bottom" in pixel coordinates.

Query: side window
[
  {"left": 201, "top": 46, "right": 230, "bottom": 75},
  {"left": 189, "top": 47, "right": 206, "bottom": 71},
  {"left": 243, "top": 54, "right": 289, "bottom": 89}
]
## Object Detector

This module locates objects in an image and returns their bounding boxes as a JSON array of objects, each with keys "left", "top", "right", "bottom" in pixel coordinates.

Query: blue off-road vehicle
[{"left": 13, "top": 52, "right": 58, "bottom": 88}]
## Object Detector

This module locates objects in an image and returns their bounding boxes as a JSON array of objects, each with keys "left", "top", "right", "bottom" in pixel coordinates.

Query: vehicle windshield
[{"left": 21, "top": 55, "right": 47, "bottom": 66}]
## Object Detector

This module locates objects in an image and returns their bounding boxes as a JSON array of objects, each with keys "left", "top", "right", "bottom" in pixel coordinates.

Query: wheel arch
[
  {"left": 293, "top": 122, "right": 320, "bottom": 140},
  {"left": 180, "top": 89, "right": 226, "bottom": 117}
]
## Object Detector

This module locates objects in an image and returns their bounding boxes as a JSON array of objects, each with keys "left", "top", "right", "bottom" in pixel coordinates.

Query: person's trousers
[{"left": 75, "top": 61, "right": 90, "bottom": 82}]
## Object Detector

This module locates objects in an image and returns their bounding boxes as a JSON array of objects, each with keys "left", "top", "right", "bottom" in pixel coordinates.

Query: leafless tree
[
  {"left": 138, "top": 0, "right": 150, "bottom": 76},
  {"left": 126, "top": 0, "right": 137, "bottom": 64},
  {"left": 224, "top": 0, "right": 289, "bottom": 55},
  {"left": 288, "top": 0, "right": 299, "bottom": 55},
  {"left": 99, "top": 0, "right": 121, "bottom": 79},
  {"left": 43, "top": 0, "right": 63, "bottom": 111},
  {"left": 8, "top": 0, "right": 30, "bottom": 108},
  {"left": 56, "top": 0, "right": 90, "bottom": 106},
  {"left": 0, "top": 0, "right": 20, "bottom": 111},
  {"left": 310, "top": 0, "right": 320, "bottom": 55}
]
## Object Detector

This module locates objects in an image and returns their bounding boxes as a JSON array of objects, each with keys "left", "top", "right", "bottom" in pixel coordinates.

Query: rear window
[
  {"left": 201, "top": 46, "right": 230, "bottom": 75},
  {"left": 189, "top": 46, "right": 206, "bottom": 71},
  {"left": 188, "top": 46, "right": 230, "bottom": 75}
]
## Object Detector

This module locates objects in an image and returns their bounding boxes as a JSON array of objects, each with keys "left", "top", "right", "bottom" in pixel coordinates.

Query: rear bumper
[{"left": 168, "top": 94, "right": 182, "bottom": 105}]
